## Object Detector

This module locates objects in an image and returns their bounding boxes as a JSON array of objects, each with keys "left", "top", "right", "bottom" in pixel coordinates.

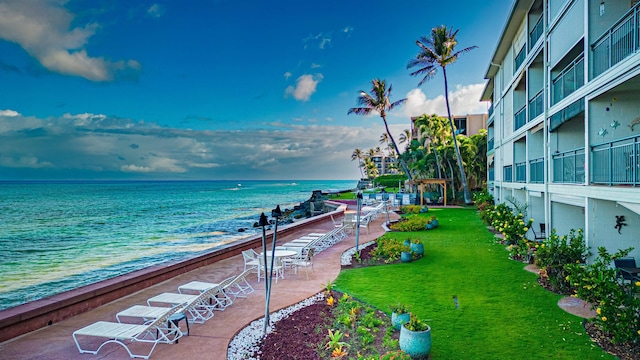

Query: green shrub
[
  {"left": 371, "top": 237, "right": 405, "bottom": 263},
  {"left": 374, "top": 174, "right": 408, "bottom": 188},
  {"left": 535, "top": 228, "right": 590, "bottom": 294},
  {"left": 565, "top": 247, "right": 639, "bottom": 344},
  {"left": 399, "top": 205, "right": 422, "bottom": 214},
  {"left": 390, "top": 216, "right": 428, "bottom": 232}
]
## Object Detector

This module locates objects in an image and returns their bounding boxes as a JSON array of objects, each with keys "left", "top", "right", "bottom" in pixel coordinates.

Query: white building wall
[{"left": 588, "top": 199, "right": 640, "bottom": 260}]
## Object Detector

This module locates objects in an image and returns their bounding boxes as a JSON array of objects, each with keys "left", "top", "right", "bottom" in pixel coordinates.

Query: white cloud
[
  {"left": 403, "top": 83, "right": 489, "bottom": 118},
  {"left": 0, "top": 111, "right": 389, "bottom": 180},
  {"left": 303, "top": 33, "right": 332, "bottom": 50},
  {"left": 146, "top": 4, "right": 165, "bottom": 18},
  {"left": 343, "top": 26, "right": 354, "bottom": 34},
  {"left": 0, "top": 1, "right": 141, "bottom": 81},
  {"left": 283, "top": 71, "right": 292, "bottom": 80},
  {"left": 284, "top": 74, "right": 323, "bottom": 101},
  {"left": 310, "top": 63, "right": 322, "bottom": 69},
  {"left": 0, "top": 109, "right": 19, "bottom": 117}
]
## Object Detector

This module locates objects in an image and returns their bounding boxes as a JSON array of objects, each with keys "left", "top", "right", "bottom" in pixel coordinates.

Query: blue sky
[{"left": 0, "top": 0, "right": 511, "bottom": 180}]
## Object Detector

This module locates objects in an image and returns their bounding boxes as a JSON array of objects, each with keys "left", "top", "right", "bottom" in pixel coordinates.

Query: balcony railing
[
  {"left": 552, "top": 56, "right": 584, "bottom": 105},
  {"left": 514, "top": 105, "right": 527, "bottom": 130},
  {"left": 514, "top": 45, "right": 526, "bottom": 73},
  {"left": 488, "top": 138, "right": 494, "bottom": 150},
  {"left": 529, "top": 157, "right": 544, "bottom": 183},
  {"left": 488, "top": 167, "right": 495, "bottom": 181},
  {"left": 591, "top": 135, "right": 640, "bottom": 186},
  {"left": 529, "top": 16, "right": 543, "bottom": 50},
  {"left": 552, "top": 148, "right": 585, "bottom": 183},
  {"left": 515, "top": 162, "right": 527, "bottom": 182},
  {"left": 488, "top": 103, "right": 494, "bottom": 118},
  {"left": 503, "top": 165, "right": 513, "bottom": 182},
  {"left": 592, "top": 2, "right": 640, "bottom": 78},
  {"left": 528, "top": 89, "right": 544, "bottom": 120}
]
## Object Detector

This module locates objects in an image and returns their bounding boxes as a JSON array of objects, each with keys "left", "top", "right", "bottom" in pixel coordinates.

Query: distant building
[
  {"left": 410, "top": 113, "right": 488, "bottom": 141},
  {"left": 371, "top": 155, "right": 398, "bottom": 175},
  {"left": 481, "top": 0, "right": 640, "bottom": 259}
]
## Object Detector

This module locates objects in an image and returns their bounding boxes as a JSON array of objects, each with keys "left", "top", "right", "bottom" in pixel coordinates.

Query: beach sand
[{"left": 0, "top": 209, "right": 398, "bottom": 359}]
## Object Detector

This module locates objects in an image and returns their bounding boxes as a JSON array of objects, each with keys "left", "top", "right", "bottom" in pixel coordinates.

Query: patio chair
[
  {"left": 258, "top": 255, "right": 285, "bottom": 283},
  {"left": 290, "top": 247, "right": 315, "bottom": 279},
  {"left": 614, "top": 257, "right": 638, "bottom": 284},
  {"left": 147, "top": 288, "right": 220, "bottom": 322},
  {"left": 73, "top": 302, "right": 185, "bottom": 359},
  {"left": 330, "top": 214, "right": 343, "bottom": 228},
  {"left": 532, "top": 224, "right": 546, "bottom": 242},
  {"left": 242, "top": 249, "right": 260, "bottom": 274},
  {"left": 221, "top": 269, "right": 255, "bottom": 300}
]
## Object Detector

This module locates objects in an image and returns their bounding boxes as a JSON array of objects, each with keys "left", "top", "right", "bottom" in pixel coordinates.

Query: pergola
[{"left": 407, "top": 179, "right": 450, "bottom": 206}]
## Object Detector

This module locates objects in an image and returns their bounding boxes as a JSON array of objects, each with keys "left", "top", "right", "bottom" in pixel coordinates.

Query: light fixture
[{"left": 600, "top": 1, "right": 605, "bottom": 16}]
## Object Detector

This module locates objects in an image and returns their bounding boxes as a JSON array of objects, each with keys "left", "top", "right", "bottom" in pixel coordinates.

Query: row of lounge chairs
[{"left": 72, "top": 270, "right": 255, "bottom": 359}]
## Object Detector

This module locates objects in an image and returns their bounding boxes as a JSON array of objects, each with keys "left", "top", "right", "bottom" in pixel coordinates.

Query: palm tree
[
  {"left": 351, "top": 148, "right": 365, "bottom": 179},
  {"left": 348, "top": 79, "right": 413, "bottom": 181},
  {"left": 398, "top": 129, "right": 411, "bottom": 146},
  {"left": 408, "top": 26, "right": 477, "bottom": 204}
]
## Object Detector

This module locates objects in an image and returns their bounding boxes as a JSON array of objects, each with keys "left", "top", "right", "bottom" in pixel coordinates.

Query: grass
[{"left": 334, "top": 208, "right": 614, "bottom": 360}]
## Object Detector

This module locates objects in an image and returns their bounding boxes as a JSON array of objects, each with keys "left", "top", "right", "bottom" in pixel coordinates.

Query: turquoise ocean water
[{"left": 0, "top": 180, "right": 356, "bottom": 311}]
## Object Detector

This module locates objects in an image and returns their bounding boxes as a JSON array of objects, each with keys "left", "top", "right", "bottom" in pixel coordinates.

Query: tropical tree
[
  {"left": 351, "top": 148, "right": 365, "bottom": 179},
  {"left": 398, "top": 129, "right": 412, "bottom": 148},
  {"left": 348, "top": 79, "right": 412, "bottom": 181},
  {"left": 408, "top": 26, "right": 477, "bottom": 204}
]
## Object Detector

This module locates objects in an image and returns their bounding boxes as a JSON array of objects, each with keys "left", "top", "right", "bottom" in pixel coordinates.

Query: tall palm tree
[
  {"left": 348, "top": 79, "right": 413, "bottom": 181},
  {"left": 351, "top": 148, "right": 365, "bottom": 179},
  {"left": 398, "top": 129, "right": 412, "bottom": 149},
  {"left": 408, "top": 26, "right": 477, "bottom": 204}
]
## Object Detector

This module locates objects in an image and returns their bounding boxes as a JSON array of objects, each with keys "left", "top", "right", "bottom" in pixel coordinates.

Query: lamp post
[
  {"left": 253, "top": 212, "right": 270, "bottom": 334},
  {"left": 264, "top": 205, "right": 282, "bottom": 333},
  {"left": 355, "top": 191, "right": 362, "bottom": 253}
]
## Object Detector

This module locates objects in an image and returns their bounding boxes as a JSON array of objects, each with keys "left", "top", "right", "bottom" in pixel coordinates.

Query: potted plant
[
  {"left": 425, "top": 220, "right": 434, "bottom": 230},
  {"left": 400, "top": 313, "right": 432, "bottom": 359},
  {"left": 410, "top": 239, "right": 424, "bottom": 256},
  {"left": 388, "top": 302, "right": 411, "bottom": 330},
  {"left": 400, "top": 246, "right": 412, "bottom": 263},
  {"left": 430, "top": 215, "right": 439, "bottom": 228}
]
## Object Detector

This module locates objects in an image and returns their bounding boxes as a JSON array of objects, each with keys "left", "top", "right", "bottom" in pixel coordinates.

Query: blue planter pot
[
  {"left": 425, "top": 223, "right": 433, "bottom": 230},
  {"left": 391, "top": 312, "right": 410, "bottom": 330},
  {"left": 400, "top": 324, "right": 432, "bottom": 359},
  {"left": 431, "top": 220, "right": 439, "bottom": 227},
  {"left": 410, "top": 243, "right": 424, "bottom": 256},
  {"left": 401, "top": 252, "right": 412, "bottom": 263},
  {"left": 403, "top": 239, "right": 411, "bottom": 247}
]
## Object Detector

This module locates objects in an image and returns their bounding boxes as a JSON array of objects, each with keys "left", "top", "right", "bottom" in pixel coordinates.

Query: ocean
[{"left": 0, "top": 180, "right": 356, "bottom": 311}]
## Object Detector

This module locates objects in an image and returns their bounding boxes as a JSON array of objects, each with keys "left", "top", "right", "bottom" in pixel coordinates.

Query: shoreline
[{"left": 0, "top": 202, "right": 347, "bottom": 343}]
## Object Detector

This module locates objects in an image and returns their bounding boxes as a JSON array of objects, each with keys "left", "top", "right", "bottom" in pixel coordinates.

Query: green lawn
[{"left": 334, "top": 208, "right": 613, "bottom": 359}]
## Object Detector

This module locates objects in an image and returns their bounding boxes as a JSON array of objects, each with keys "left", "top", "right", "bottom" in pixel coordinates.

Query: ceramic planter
[
  {"left": 400, "top": 251, "right": 412, "bottom": 263},
  {"left": 400, "top": 324, "right": 432, "bottom": 359},
  {"left": 410, "top": 243, "right": 424, "bottom": 256},
  {"left": 391, "top": 312, "right": 410, "bottom": 330}
]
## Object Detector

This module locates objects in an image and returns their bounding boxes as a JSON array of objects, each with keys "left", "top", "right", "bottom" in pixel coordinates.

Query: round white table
[{"left": 260, "top": 250, "right": 297, "bottom": 258}]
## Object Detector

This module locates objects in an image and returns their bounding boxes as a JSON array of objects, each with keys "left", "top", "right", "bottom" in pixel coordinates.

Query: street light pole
[{"left": 254, "top": 213, "right": 270, "bottom": 335}]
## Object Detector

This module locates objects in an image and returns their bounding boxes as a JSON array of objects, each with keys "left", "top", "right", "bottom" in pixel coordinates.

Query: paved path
[{"left": 0, "top": 211, "right": 398, "bottom": 360}]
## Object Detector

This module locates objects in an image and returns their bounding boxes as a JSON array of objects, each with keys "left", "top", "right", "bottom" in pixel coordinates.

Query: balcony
[
  {"left": 552, "top": 148, "right": 585, "bottom": 183},
  {"left": 515, "top": 162, "right": 527, "bottom": 182},
  {"left": 528, "top": 89, "right": 544, "bottom": 120},
  {"left": 591, "top": 135, "right": 640, "bottom": 186},
  {"left": 488, "top": 103, "right": 494, "bottom": 118},
  {"left": 488, "top": 138, "right": 494, "bottom": 150},
  {"left": 592, "top": 3, "right": 640, "bottom": 78},
  {"left": 551, "top": 56, "right": 584, "bottom": 105},
  {"left": 514, "top": 45, "right": 526, "bottom": 73},
  {"left": 503, "top": 165, "right": 513, "bottom": 182},
  {"left": 529, "top": 157, "right": 544, "bottom": 183},
  {"left": 514, "top": 105, "right": 527, "bottom": 130},
  {"left": 529, "top": 16, "right": 543, "bottom": 50}
]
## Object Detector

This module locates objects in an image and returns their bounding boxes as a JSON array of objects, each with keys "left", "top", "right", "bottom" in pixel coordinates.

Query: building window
[{"left": 454, "top": 118, "right": 467, "bottom": 135}]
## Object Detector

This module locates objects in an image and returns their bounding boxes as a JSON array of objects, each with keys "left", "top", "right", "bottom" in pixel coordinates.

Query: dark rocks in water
[{"left": 238, "top": 228, "right": 246, "bottom": 233}]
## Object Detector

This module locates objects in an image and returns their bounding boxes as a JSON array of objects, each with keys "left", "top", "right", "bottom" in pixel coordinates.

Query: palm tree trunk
[
  {"left": 442, "top": 68, "right": 472, "bottom": 204},
  {"left": 432, "top": 147, "right": 444, "bottom": 197},
  {"left": 381, "top": 116, "right": 413, "bottom": 181},
  {"left": 446, "top": 158, "right": 456, "bottom": 201}
]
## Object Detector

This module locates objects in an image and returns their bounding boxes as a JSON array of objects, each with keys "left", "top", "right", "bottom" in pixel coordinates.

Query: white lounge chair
[
  {"left": 242, "top": 249, "right": 260, "bottom": 274},
  {"left": 220, "top": 269, "right": 255, "bottom": 300},
  {"left": 73, "top": 303, "right": 184, "bottom": 359},
  {"left": 147, "top": 289, "right": 219, "bottom": 322},
  {"left": 289, "top": 248, "right": 315, "bottom": 279}
]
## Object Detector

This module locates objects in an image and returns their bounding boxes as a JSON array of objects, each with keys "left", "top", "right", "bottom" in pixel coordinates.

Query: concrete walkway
[{"left": 0, "top": 212, "right": 398, "bottom": 360}]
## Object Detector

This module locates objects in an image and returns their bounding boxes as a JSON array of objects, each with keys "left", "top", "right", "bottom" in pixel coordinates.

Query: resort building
[
  {"left": 371, "top": 155, "right": 398, "bottom": 175},
  {"left": 410, "top": 113, "right": 488, "bottom": 141},
  {"left": 482, "top": 0, "right": 640, "bottom": 259}
]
